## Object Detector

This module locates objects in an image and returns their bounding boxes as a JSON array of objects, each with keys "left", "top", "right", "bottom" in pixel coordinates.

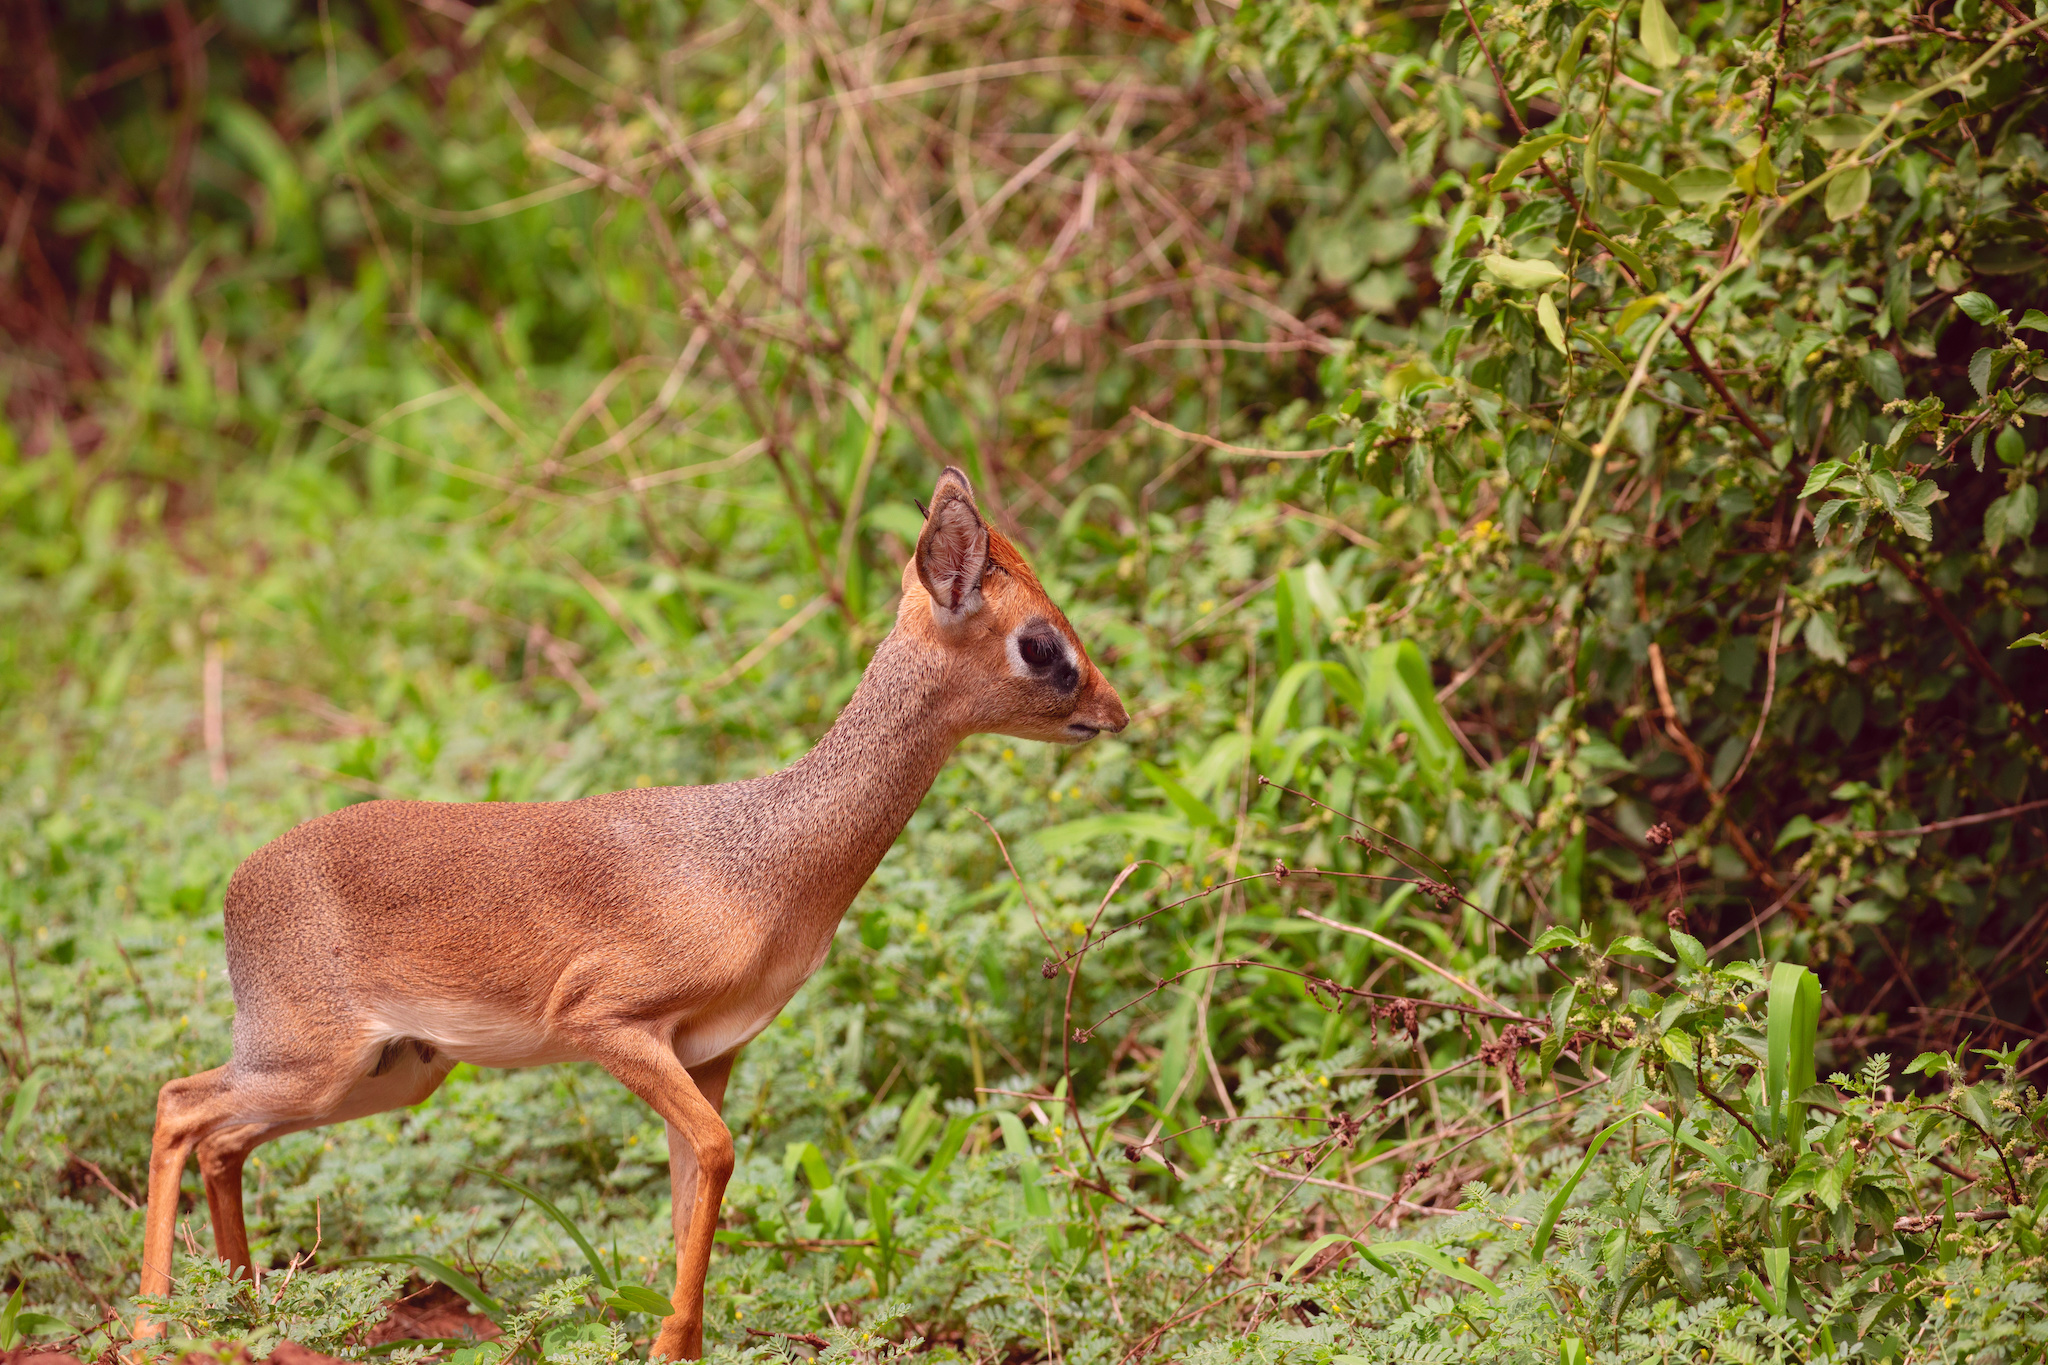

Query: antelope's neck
[{"left": 738, "top": 629, "right": 962, "bottom": 923}]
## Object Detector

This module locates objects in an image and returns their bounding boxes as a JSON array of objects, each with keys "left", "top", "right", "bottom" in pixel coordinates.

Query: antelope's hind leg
[
  {"left": 139, "top": 1044, "right": 453, "bottom": 1339},
  {"left": 142, "top": 1067, "right": 245, "bottom": 1312},
  {"left": 195, "top": 1121, "right": 272, "bottom": 1275},
  {"left": 195, "top": 1045, "right": 454, "bottom": 1277}
]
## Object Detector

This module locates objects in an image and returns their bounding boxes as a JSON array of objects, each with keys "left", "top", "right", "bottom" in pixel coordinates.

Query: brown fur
[{"left": 136, "top": 470, "right": 1126, "bottom": 1360}]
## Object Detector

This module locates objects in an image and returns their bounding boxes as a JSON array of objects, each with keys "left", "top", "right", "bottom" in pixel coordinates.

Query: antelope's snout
[{"left": 1062, "top": 669, "right": 1129, "bottom": 743}]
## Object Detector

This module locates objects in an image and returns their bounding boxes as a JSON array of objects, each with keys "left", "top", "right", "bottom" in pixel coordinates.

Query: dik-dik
[{"left": 138, "top": 468, "right": 1127, "bottom": 1359}]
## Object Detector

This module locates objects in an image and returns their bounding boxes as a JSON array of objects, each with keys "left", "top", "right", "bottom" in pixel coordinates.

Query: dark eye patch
[{"left": 1019, "top": 634, "right": 1061, "bottom": 668}]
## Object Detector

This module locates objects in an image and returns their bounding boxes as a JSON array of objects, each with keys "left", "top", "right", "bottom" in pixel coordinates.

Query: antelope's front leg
[{"left": 654, "top": 1050, "right": 737, "bottom": 1359}]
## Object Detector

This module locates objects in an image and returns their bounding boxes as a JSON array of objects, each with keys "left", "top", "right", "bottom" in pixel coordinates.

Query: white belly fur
[
  {"left": 367, "top": 998, "right": 588, "bottom": 1069},
  {"left": 366, "top": 989, "right": 800, "bottom": 1073}
]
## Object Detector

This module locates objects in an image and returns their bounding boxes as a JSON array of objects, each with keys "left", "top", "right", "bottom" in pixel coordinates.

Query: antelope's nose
[{"left": 1081, "top": 676, "right": 1129, "bottom": 734}]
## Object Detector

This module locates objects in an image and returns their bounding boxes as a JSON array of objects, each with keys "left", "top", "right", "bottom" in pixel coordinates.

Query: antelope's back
[{"left": 217, "top": 790, "right": 781, "bottom": 1027}]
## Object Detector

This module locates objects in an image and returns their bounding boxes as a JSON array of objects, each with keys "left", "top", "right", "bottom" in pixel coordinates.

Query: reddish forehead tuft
[
  {"left": 985, "top": 529, "right": 1087, "bottom": 648},
  {"left": 984, "top": 528, "right": 1037, "bottom": 583}
]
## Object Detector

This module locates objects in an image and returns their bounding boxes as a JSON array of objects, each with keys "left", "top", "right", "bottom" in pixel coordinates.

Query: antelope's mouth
[{"left": 1064, "top": 723, "right": 1103, "bottom": 741}]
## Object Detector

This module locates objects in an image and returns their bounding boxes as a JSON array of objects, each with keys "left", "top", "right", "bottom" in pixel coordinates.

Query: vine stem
[
  {"left": 1919, "top": 1104, "right": 2022, "bottom": 1206},
  {"left": 1059, "top": 859, "right": 1155, "bottom": 1181},
  {"left": 1453, "top": 0, "right": 1590, "bottom": 224},
  {"left": 1720, "top": 580, "right": 1787, "bottom": 796},
  {"left": 1696, "top": 1079, "right": 1769, "bottom": 1150}
]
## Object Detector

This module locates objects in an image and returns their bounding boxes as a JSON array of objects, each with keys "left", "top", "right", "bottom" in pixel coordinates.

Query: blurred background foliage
[{"left": 1, "top": 0, "right": 2046, "bottom": 1356}]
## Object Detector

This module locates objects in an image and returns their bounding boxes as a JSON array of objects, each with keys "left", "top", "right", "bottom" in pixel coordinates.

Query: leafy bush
[{"left": 138, "top": 1261, "right": 402, "bottom": 1356}]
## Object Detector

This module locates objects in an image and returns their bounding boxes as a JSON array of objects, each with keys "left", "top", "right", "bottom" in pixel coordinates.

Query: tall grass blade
[
  {"left": 1531, "top": 1112, "right": 1643, "bottom": 1263},
  {"left": 1282, "top": 1235, "right": 1501, "bottom": 1297},
  {"left": 1765, "top": 964, "right": 1821, "bottom": 1151},
  {"left": 345, "top": 1255, "right": 505, "bottom": 1325},
  {"left": 464, "top": 1166, "right": 615, "bottom": 1289}
]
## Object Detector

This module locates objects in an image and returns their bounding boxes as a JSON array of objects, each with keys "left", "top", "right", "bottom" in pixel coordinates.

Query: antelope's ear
[{"left": 915, "top": 467, "right": 990, "bottom": 629}]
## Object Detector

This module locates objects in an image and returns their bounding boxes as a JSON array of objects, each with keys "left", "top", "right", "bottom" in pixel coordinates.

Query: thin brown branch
[
  {"left": 1129, "top": 407, "right": 1346, "bottom": 461},
  {"left": 1296, "top": 911, "right": 1524, "bottom": 1017},
  {"left": 1721, "top": 581, "right": 1787, "bottom": 795},
  {"left": 1696, "top": 1080, "right": 1770, "bottom": 1150},
  {"left": 1676, "top": 328, "right": 1775, "bottom": 452},
  {"left": 1050, "top": 1167, "right": 1218, "bottom": 1257},
  {"left": 1851, "top": 797, "right": 2048, "bottom": 840},
  {"left": 1646, "top": 643, "right": 1782, "bottom": 891}
]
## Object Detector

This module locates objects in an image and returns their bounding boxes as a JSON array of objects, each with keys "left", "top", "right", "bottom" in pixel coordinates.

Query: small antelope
[{"left": 138, "top": 469, "right": 1126, "bottom": 1359}]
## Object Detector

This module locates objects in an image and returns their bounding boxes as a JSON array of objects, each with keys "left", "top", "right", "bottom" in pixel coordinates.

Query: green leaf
[
  {"left": 1582, "top": 331, "right": 1630, "bottom": 374},
  {"left": 2012, "top": 632, "right": 2048, "bottom": 649},
  {"left": 1585, "top": 228, "right": 1650, "bottom": 284},
  {"left": 1032, "top": 812, "right": 1188, "bottom": 852},
  {"left": 1811, "top": 498, "right": 1851, "bottom": 543},
  {"left": 1614, "top": 291, "right": 1670, "bottom": 336},
  {"left": 2018, "top": 309, "right": 2048, "bottom": 334},
  {"left": 1815, "top": 1148, "right": 1851, "bottom": 1211},
  {"left": 1999, "top": 427, "right": 2027, "bottom": 466},
  {"left": 1654, "top": 1113, "right": 1735, "bottom": 1180},
  {"left": 1481, "top": 254, "right": 1567, "bottom": 289},
  {"left": 1892, "top": 502, "right": 1933, "bottom": 541},
  {"left": 1824, "top": 165, "right": 1871, "bottom": 221},
  {"left": 1805, "top": 610, "right": 1847, "bottom": 663},
  {"left": 8, "top": 1313, "right": 66, "bottom": 1341},
  {"left": 1663, "top": 1242, "right": 1705, "bottom": 1297},
  {"left": 1532, "top": 926, "right": 1584, "bottom": 953},
  {"left": 996, "top": 1111, "right": 1052, "bottom": 1217},
  {"left": 1773, "top": 814, "right": 1819, "bottom": 851},
  {"left": 0, "top": 1286, "right": 20, "bottom": 1352},
  {"left": 1954, "top": 292, "right": 2004, "bottom": 325},
  {"left": 1599, "top": 160, "right": 1680, "bottom": 208},
  {"left": 1800, "top": 460, "right": 1847, "bottom": 498},
  {"left": 1606, "top": 934, "right": 1675, "bottom": 962},
  {"left": 1638, "top": 0, "right": 1682, "bottom": 67},
  {"left": 1668, "top": 166, "right": 1734, "bottom": 204},
  {"left": 1283, "top": 1235, "right": 1500, "bottom": 1297},
  {"left": 1737, "top": 206, "right": 1763, "bottom": 258},
  {"left": 1774, "top": 1150, "right": 1824, "bottom": 1205},
  {"left": 1969, "top": 347, "right": 2006, "bottom": 398},
  {"left": 1536, "top": 292, "right": 1568, "bottom": 353},
  {"left": 1139, "top": 761, "right": 1223, "bottom": 828},
  {"left": 605, "top": 1285, "right": 678, "bottom": 1317},
  {"left": 1808, "top": 114, "right": 1875, "bottom": 151},
  {"left": 1985, "top": 485, "right": 2039, "bottom": 553},
  {"left": 1670, "top": 929, "right": 1706, "bottom": 971},
  {"left": 914, "top": 1114, "right": 973, "bottom": 1205},
  {"left": 1859, "top": 350, "right": 1904, "bottom": 403},
  {"left": 1366, "top": 639, "right": 1464, "bottom": 776},
  {"left": 1, "top": 1067, "right": 49, "bottom": 1157},
  {"left": 1558, "top": 13, "right": 1601, "bottom": 82},
  {"left": 1489, "top": 132, "right": 1571, "bottom": 192},
  {"left": 1375, "top": 1240, "right": 1502, "bottom": 1297}
]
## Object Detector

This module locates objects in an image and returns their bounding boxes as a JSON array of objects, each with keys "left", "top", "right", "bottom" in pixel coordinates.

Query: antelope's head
[{"left": 899, "top": 467, "right": 1129, "bottom": 744}]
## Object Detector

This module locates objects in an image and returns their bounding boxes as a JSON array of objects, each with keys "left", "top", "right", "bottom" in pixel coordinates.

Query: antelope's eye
[{"left": 1019, "top": 634, "right": 1061, "bottom": 669}]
